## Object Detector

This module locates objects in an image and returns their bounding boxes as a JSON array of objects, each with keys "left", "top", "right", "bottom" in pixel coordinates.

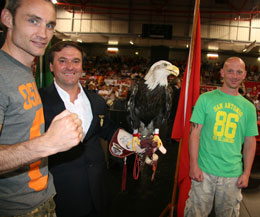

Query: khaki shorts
[
  {"left": 13, "top": 197, "right": 56, "bottom": 217},
  {"left": 184, "top": 171, "right": 242, "bottom": 217}
]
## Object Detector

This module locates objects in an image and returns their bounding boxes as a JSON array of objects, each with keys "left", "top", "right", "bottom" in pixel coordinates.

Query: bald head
[
  {"left": 220, "top": 57, "right": 247, "bottom": 94},
  {"left": 223, "top": 57, "right": 246, "bottom": 71}
]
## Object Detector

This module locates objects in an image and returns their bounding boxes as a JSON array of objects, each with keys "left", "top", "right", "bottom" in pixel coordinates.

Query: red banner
[{"left": 171, "top": 10, "right": 201, "bottom": 217}]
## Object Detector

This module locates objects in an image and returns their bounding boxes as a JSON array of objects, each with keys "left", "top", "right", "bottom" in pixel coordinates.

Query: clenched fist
[{"left": 43, "top": 110, "right": 83, "bottom": 155}]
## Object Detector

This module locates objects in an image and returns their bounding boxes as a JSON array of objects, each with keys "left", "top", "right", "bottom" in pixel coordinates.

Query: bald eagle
[{"left": 127, "top": 60, "right": 179, "bottom": 162}]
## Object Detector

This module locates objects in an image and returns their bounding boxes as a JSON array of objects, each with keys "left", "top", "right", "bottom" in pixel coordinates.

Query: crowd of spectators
[
  {"left": 245, "top": 85, "right": 260, "bottom": 116},
  {"left": 83, "top": 55, "right": 148, "bottom": 79},
  {"left": 79, "top": 55, "right": 260, "bottom": 112},
  {"left": 80, "top": 55, "right": 147, "bottom": 109},
  {"left": 200, "top": 61, "right": 260, "bottom": 85}
]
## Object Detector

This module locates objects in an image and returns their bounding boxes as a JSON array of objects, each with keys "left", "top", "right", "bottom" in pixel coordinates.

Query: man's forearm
[
  {"left": 189, "top": 123, "right": 201, "bottom": 166},
  {"left": 0, "top": 110, "right": 83, "bottom": 174},
  {"left": 243, "top": 137, "right": 256, "bottom": 176},
  {"left": 0, "top": 136, "right": 48, "bottom": 174}
]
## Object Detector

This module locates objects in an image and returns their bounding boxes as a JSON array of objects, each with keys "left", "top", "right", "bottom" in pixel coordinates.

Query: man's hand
[
  {"left": 237, "top": 173, "right": 250, "bottom": 188},
  {"left": 43, "top": 110, "right": 83, "bottom": 155},
  {"left": 0, "top": 110, "right": 82, "bottom": 173},
  {"left": 189, "top": 164, "right": 203, "bottom": 182}
]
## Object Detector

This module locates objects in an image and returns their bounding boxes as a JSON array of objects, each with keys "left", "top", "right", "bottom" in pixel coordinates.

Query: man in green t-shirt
[{"left": 185, "top": 57, "right": 258, "bottom": 217}]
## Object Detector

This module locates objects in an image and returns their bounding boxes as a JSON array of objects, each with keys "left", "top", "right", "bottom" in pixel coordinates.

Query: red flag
[{"left": 171, "top": 9, "right": 201, "bottom": 217}]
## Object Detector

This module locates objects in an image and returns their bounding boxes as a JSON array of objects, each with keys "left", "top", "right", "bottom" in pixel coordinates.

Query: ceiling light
[
  {"left": 51, "top": 0, "right": 58, "bottom": 4},
  {"left": 108, "top": 40, "right": 118, "bottom": 45},
  {"left": 135, "top": 51, "right": 139, "bottom": 55},
  {"left": 257, "top": 57, "right": 260, "bottom": 61},
  {"left": 208, "top": 45, "right": 219, "bottom": 51},
  {"left": 130, "top": 41, "right": 134, "bottom": 45},
  {"left": 207, "top": 53, "right": 218, "bottom": 59},
  {"left": 62, "top": 39, "right": 72, "bottom": 41},
  {"left": 107, "top": 47, "right": 118, "bottom": 54},
  {"left": 77, "top": 39, "right": 82, "bottom": 43}
]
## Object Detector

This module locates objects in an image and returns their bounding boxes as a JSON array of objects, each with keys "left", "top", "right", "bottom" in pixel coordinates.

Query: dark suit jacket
[{"left": 39, "top": 83, "right": 118, "bottom": 217}]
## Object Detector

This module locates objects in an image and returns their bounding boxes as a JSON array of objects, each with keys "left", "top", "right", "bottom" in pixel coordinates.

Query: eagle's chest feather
[{"left": 134, "top": 85, "right": 167, "bottom": 123}]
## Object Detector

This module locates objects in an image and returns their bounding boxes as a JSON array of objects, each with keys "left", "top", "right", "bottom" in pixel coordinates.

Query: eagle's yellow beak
[{"left": 168, "top": 64, "right": 180, "bottom": 77}]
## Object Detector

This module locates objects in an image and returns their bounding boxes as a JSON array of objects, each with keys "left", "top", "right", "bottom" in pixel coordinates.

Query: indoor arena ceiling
[
  {"left": 52, "top": 0, "right": 260, "bottom": 56},
  {"left": 2, "top": 0, "right": 260, "bottom": 56}
]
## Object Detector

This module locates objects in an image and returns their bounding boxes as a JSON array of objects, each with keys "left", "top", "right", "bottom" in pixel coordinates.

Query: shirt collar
[{"left": 54, "top": 80, "right": 83, "bottom": 103}]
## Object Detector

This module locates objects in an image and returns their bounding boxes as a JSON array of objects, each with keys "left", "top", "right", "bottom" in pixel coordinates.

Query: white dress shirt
[{"left": 54, "top": 81, "right": 93, "bottom": 140}]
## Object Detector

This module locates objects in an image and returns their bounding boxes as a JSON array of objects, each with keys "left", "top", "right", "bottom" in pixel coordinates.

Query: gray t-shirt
[{"left": 0, "top": 50, "right": 55, "bottom": 216}]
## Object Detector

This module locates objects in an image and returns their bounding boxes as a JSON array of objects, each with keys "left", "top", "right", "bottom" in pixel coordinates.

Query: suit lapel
[
  {"left": 46, "top": 83, "right": 66, "bottom": 114},
  {"left": 45, "top": 86, "right": 101, "bottom": 142},
  {"left": 83, "top": 89, "right": 103, "bottom": 141}
]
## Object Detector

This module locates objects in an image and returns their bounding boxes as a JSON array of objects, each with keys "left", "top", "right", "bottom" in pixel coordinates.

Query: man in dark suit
[{"left": 39, "top": 41, "right": 119, "bottom": 217}]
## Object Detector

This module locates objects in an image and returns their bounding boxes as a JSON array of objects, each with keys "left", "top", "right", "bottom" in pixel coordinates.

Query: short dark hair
[
  {"left": 5, "top": 0, "right": 53, "bottom": 17},
  {"left": 48, "top": 40, "right": 85, "bottom": 65},
  {"left": 4, "top": 0, "right": 23, "bottom": 19},
  {"left": 1, "top": 0, "right": 54, "bottom": 38}
]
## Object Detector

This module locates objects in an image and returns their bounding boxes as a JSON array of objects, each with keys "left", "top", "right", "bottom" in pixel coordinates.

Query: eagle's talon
[
  {"left": 127, "top": 136, "right": 140, "bottom": 152},
  {"left": 126, "top": 141, "right": 132, "bottom": 150},
  {"left": 153, "top": 134, "right": 162, "bottom": 147},
  {"left": 153, "top": 134, "right": 167, "bottom": 154}
]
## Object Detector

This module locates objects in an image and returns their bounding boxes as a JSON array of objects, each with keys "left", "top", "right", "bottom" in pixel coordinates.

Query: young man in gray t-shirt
[{"left": 0, "top": 0, "right": 83, "bottom": 215}]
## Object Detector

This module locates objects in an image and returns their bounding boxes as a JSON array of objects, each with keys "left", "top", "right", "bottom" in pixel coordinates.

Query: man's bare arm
[
  {"left": 189, "top": 122, "right": 203, "bottom": 181},
  {"left": 0, "top": 110, "right": 83, "bottom": 174},
  {"left": 237, "top": 136, "right": 256, "bottom": 188},
  {"left": 189, "top": 122, "right": 202, "bottom": 165},
  {"left": 243, "top": 136, "right": 256, "bottom": 176}
]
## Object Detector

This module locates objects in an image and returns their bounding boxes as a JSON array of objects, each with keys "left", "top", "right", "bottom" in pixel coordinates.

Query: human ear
[
  {"left": 1, "top": 9, "right": 13, "bottom": 29},
  {"left": 243, "top": 71, "right": 247, "bottom": 80},
  {"left": 49, "top": 63, "right": 54, "bottom": 72},
  {"left": 220, "top": 68, "right": 224, "bottom": 78}
]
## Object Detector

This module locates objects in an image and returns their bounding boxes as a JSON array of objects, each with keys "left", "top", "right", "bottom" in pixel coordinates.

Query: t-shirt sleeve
[
  {"left": 245, "top": 102, "right": 258, "bottom": 137},
  {"left": 190, "top": 94, "right": 205, "bottom": 125}
]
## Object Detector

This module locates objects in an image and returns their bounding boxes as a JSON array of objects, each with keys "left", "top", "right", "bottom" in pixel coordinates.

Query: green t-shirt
[{"left": 190, "top": 89, "right": 258, "bottom": 177}]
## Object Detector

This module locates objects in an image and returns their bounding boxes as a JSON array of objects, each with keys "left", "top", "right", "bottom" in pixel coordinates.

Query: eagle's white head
[{"left": 144, "top": 60, "right": 179, "bottom": 90}]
